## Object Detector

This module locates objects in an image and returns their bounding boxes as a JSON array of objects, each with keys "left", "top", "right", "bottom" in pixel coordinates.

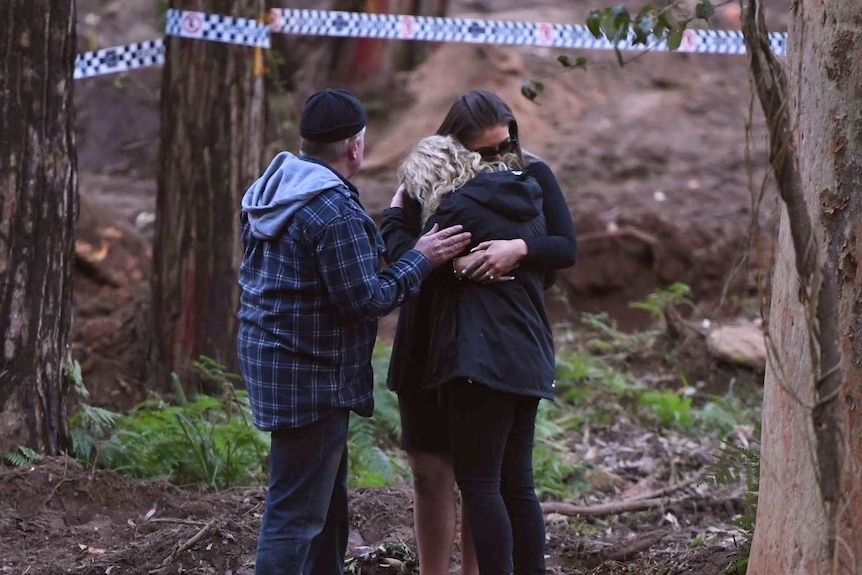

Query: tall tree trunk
[
  {"left": 151, "top": 0, "right": 265, "bottom": 388},
  {"left": 0, "top": 0, "right": 77, "bottom": 454},
  {"left": 744, "top": 0, "right": 862, "bottom": 571},
  {"left": 271, "top": 0, "right": 449, "bottom": 103}
]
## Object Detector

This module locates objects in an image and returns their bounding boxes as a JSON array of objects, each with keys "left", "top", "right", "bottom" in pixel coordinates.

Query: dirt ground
[
  {"left": 1, "top": 425, "right": 751, "bottom": 575},
  {"left": 8, "top": 0, "right": 789, "bottom": 572}
]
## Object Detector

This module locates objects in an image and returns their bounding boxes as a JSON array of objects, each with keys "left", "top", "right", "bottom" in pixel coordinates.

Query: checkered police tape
[
  {"left": 74, "top": 39, "right": 165, "bottom": 79},
  {"left": 73, "top": 8, "right": 787, "bottom": 80},
  {"left": 269, "top": 9, "right": 787, "bottom": 56},
  {"left": 165, "top": 9, "right": 270, "bottom": 48},
  {"left": 74, "top": 9, "right": 269, "bottom": 79}
]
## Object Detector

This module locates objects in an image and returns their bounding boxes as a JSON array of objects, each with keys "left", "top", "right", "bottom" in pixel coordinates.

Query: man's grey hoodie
[{"left": 241, "top": 151, "right": 349, "bottom": 240}]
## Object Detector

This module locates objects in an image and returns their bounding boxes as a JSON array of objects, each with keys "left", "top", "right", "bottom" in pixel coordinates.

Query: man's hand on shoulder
[{"left": 413, "top": 224, "right": 471, "bottom": 267}]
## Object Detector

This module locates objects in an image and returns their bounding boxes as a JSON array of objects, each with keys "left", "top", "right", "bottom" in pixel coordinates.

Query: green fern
[
  {"left": 68, "top": 361, "right": 122, "bottom": 467},
  {"left": 532, "top": 401, "right": 587, "bottom": 499},
  {"left": 69, "top": 360, "right": 270, "bottom": 490},
  {"left": 2, "top": 446, "right": 43, "bottom": 467},
  {"left": 703, "top": 424, "right": 760, "bottom": 573},
  {"left": 343, "top": 343, "right": 411, "bottom": 488},
  {"left": 629, "top": 282, "right": 695, "bottom": 319},
  {"left": 348, "top": 414, "right": 399, "bottom": 488},
  {"left": 70, "top": 404, "right": 122, "bottom": 465}
]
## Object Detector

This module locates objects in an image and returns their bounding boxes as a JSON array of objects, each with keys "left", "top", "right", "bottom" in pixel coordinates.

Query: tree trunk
[
  {"left": 151, "top": 0, "right": 266, "bottom": 388},
  {"left": 746, "top": 0, "right": 862, "bottom": 571},
  {"left": 0, "top": 0, "right": 77, "bottom": 454},
  {"left": 270, "top": 0, "right": 449, "bottom": 103}
]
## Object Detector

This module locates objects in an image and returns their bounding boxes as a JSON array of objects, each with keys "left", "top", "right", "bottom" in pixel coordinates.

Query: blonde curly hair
[{"left": 397, "top": 135, "right": 512, "bottom": 223}]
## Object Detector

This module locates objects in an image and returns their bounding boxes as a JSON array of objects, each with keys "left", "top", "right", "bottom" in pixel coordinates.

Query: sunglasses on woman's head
[{"left": 474, "top": 138, "right": 518, "bottom": 160}]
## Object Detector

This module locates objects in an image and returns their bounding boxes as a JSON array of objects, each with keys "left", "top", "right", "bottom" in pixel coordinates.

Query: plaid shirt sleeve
[{"left": 316, "top": 212, "right": 432, "bottom": 321}]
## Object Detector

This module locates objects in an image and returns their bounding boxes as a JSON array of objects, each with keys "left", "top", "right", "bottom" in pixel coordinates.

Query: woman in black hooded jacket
[
  {"left": 381, "top": 90, "right": 576, "bottom": 575},
  {"left": 397, "top": 135, "right": 554, "bottom": 575}
]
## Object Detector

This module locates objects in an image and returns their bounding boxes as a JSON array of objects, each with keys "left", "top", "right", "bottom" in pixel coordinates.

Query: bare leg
[
  {"left": 408, "top": 451, "right": 458, "bottom": 575},
  {"left": 459, "top": 498, "right": 479, "bottom": 575}
]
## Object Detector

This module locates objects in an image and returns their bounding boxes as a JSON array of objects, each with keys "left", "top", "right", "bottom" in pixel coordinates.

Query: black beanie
[{"left": 299, "top": 88, "right": 367, "bottom": 143}]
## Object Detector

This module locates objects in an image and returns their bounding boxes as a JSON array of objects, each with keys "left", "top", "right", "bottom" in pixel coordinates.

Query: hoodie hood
[
  {"left": 242, "top": 152, "right": 347, "bottom": 239},
  {"left": 456, "top": 169, "right": 542, "bottom": 222}
]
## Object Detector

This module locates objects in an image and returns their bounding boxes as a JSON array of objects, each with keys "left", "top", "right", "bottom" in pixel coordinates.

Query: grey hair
[
  {"left": 397, "top": 135, "right": 508, "bottom": 223},
  {"left": 300, "top": 127, "right": 366, "bottom": 163}
]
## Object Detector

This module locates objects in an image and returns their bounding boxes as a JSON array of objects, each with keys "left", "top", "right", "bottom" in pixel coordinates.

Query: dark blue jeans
[
  {"left": 256, "top": 410, "right": 349, "bottom": 575},
  {"left": 447, "top": 381, "right": 545, "bottom": 575}
]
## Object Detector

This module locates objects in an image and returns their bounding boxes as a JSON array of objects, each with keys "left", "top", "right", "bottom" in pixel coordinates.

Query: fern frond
[{"left": 3, "top": 446, "right": 43, "bottom": 467}]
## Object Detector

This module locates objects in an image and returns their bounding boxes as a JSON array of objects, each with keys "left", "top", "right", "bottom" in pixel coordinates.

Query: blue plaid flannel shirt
[{"left": 237, "top": 167, "right": 431, "bottom": 431}]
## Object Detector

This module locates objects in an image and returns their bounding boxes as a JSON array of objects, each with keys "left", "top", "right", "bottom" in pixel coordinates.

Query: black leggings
[{"left": 446, "top": 380, "right": 546, "bottom": 575}]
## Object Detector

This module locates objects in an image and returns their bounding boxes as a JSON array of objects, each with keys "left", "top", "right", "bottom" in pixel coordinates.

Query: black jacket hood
[{"left": 455, "top": 169, "right": 542, "bottom": 222}]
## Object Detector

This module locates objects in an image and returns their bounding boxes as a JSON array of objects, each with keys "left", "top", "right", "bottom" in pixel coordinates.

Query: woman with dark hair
[
  {"left": 381, "top": 90, "right": 577, "bottom": 575},
  {"left": 397, "top": 134, "right": 555, "bottom": 575}
]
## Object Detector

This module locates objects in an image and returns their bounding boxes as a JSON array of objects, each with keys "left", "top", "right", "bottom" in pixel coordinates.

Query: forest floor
[{"left": 1, "top": 0, "right": 791, "bottom": 572}]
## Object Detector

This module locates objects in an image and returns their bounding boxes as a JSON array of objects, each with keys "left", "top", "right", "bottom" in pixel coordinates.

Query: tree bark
[
  {"left": 744, "top": 0, "right": 862, "bottom": 571},
  {"left": 0, "top": 0, "right": 77, "bottom": 454},
  {"left": 269, "top": 0, "right": 449, "bottom": 103},
  {"left": 151, "top": 0, "right": 266, "bottom": 387}
]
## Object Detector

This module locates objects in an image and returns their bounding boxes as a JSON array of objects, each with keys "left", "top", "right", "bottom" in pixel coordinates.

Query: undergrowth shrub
[
  {"left": 347, "top": 344, "right": 409, "bottom": 488},
  {"left": 70, "top": 359, "right": 269, "bottom": 490},
  {"left": 703, "top": 424, "right": 760, "bottom": 574}
]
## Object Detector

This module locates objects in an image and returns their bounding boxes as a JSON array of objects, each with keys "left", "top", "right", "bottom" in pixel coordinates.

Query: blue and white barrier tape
[
  {"left": 74, "top": 39, "right": 165, "bottom": 79},
  {"left": 73, "top": 8, "right": 788, "bottom": 80},
  {"left": 165, "top": 9, "right": 270, "bottom": 48},
  {"left": 270, "top": 8, "right": 787, "bottom": 56}
]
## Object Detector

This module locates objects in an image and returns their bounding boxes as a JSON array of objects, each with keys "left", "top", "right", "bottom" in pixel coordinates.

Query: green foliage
[
  {"left": 346, "top": 344, "right": 410, "bottom": 489},
  {"left": 704, "top": 433, "right": 760, "bottom": 497},
  {"left": 703, "top": 424, "right": 761, "bottom": 571},
  {"left": 557, "top": 55, "right": 588, "bottom": 70},
  {"left": 585, "top": 1, "right": 718, "bottom": 65},
  {"left": 71, "top": 404, "right": 122, "bottom": 466},
  {"left": 70, "top": 362, "right": 269, "bottom": 491},
  {"left": 695, "top": 392, "right": 761, "bottom": 438},
  {"left": 554, "top": 310, "right": 760, "bottom": 437},
  {"left": 533, "top": 401, "right": 588, "bottom": 499},
  {"left": 2, "top": 446, "right": 43, "bottom": 467},
  {"left": 523, "top": 0, "right": 721, "bottom": 102},
  {"left": 66, "top": 359, "right": 121, "bottom": 467},
  {"left": 577, "top": 312, "right": 663, "bottom": 360},
  {"left": 521, "top": 80, "right": 545, "bottom": 102},
  {"left": 638, "top": 389, "right": 694, "bottom": 428},
  {"left": 629, "top": 282, "right": 694, "bottom": 320},
  {"left": 348, "top": 415, "right": 400, "bottom": 488}
]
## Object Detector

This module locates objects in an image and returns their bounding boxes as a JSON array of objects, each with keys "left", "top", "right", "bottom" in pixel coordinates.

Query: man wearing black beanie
[{"left": 237, "top": 88, "right": 471, "bottom": 575}]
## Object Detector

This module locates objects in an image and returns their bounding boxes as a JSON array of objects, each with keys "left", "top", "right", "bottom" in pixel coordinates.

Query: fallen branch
[
  {"left": 626, "top": 473, "right": 703, "bottom": 502},
  {"left": 543, "top": 474, "right": 705, "bottom": 516},
  {"left": 149, "top": 518, "right": 218, "bottom": 573},
  {"left": 602, "top": 531, "right": 668, "bottom": 562},
  {"left": 146, "top": 517, "right": 209, "bottom": 527},
  {"left": 542, "top": 497, "right": 669, "bottom": 516},
  {"left": 173, "top": 518, "right": 216, "bottom": 557}
]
